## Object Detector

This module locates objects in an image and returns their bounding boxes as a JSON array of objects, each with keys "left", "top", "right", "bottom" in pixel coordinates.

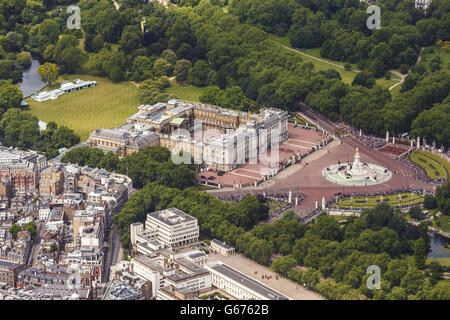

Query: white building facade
[
  {"left": 206, "top": 262, "right": 289, "bottom": 300},
  {"left": 144, "top": 208, "right": 199, "bottom": 248}
]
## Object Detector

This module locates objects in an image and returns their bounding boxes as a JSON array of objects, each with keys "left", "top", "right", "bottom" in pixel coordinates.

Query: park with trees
[
  {"left": 0, "top": 0, "right": 449, "bottom": 301},
  {"left": 1, "top": 0, "right": 449, "bottom": 146},
  {"left": 111, "top": 175, "right": 449, "bottom": 299}
]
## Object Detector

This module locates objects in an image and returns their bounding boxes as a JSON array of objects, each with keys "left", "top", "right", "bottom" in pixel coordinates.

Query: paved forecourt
[
  {"left": 208, "top": 252, "right": 324, "bottom": 300},
  {"left": 197, "top": 124, "right": 327, "bottom": 188},
  {"left": 208, "top": 134, "right": 436, "bottom": 213}
]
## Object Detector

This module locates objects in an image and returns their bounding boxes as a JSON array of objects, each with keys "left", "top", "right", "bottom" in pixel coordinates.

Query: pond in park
[
  {"left": 427, "top": 232, "right": 450, "bottom": 259},
  {"left": 18, "top": 56, "right": 46, "bottom": 98}
]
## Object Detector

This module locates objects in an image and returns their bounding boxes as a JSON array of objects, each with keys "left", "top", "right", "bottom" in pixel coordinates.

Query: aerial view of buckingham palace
[
  {"left": 89, "top": 100, "right": 289, "bottom": 173},
  {"left": 1, "top": 0, "right": 449, "bottom": 306}
]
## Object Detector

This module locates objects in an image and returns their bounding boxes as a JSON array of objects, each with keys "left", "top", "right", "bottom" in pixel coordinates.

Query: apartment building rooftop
[
  {"left": 147, "top": 208, "right": 196, "bottom": 227},
  {"left": 90, "top": 129, "right": 131, "bottom": 142},
  {"left": 0, "top": 147, "right": 45, "bottom": 168},
  {"left": 211, "top": 239, "right": 233, "bottom": 250},
  {"left": 0, "top": 259, "right": 20, "bottom": 269},
  {"left": 103, "top": 279, "right": 142, "bottom": 300},
  {"left": 207, "top": 262, "right": 289, "bottom": 300},
  {"left": 133, "top": 253, "right": 209, "bottom": 283}
]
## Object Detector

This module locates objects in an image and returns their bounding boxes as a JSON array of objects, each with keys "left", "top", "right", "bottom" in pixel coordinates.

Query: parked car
[
  {"left": 200, "top": 175, "right": 207, "bottom": 179},
  {"left": 208, "top": 176, "right": 216, "bottom": 180}
]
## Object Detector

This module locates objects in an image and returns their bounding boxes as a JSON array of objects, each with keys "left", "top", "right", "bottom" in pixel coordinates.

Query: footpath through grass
[
  {"left": 267, "top": 34, "right": 400, "bottom": 90},
  {"left": 331, "top": 192, "right": 425, "bottom": 209},
  {"left": 268, "top": 34, "right": 357, "bottom": 84},
  {"left": 432, "top": 215, "right": 450, "bottom": 234},
  {"left": 408, "top": 150, "right": 449, "bottom": 180},
  {"left": 26, "top": 74, "right": 140, "bottom": 141}
]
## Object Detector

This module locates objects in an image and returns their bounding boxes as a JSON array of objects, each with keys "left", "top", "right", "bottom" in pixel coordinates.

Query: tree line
[
  {"left": 112, "top": 182, "right": 269, "bottom": 250},
  {"left": 267, "top": 203, "right": 449, "bottom": 300},
  {"left": 228, "top": 0, "right": 450, "bottom": 146},
  {"left": 60, "top": 145, "right": 196, "bottom": 189},
  {"left": 5, "top": 0, "right": 448, "bottom": 145},
  {"left": 0, "top": 108, "right": 80, "bottom": 157}
]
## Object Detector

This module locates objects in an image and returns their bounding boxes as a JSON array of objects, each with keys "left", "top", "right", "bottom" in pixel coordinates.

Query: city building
[
  {"left": 64, "top": 164, "right": 80, "bottom": 193},
  {"left": 38, "top": 206, "right": 51, "bottom": 222},
  {"left": 206, "top": 262, "right": 289, "bottom": 300},
  {"left": 103, "top": 279, "right": 143, "bottom": 300},
  {"left": 0, "top": 231, "right": 32, "bottom": 264},
  {"left": 88, "top": 127, "right": 159, "bottom": 158},
  {"left": 0, "top": 179, "right": 13, "bottom": 209},
  {"left": 130, "top": 222, "right": 144, "bottom": 246},
  {"left": 210, "top": 239, "right": 235, "bottom": 256},
  {"left": 0, "top": 259, "right": 22, "bottom": 287},
  {"left": 16, "top": 265, "right": 91, "bottom": 299},
  {"left": 415, "top": 0, "right": 432, "bottom": 10},
  {"left": 131, "top": 253, "right": 211, "bottom": 300},
  {"left": 132, "top": 208, "right": 199, "bottom": 248},
  {"left": 91, "top": 100, "right": 289, "bottom": 172},
  {"left": 62, "top": 164, "right": 132, "bottom": 205},
  {"left": 39, "top": 164, "right": 65, "bottom": 195},
  {"left": 0, "top": 147, "right": 47, "bottom": 194},
  {"left": 31, "top": 79, "right": 97, "bottom": 102}
]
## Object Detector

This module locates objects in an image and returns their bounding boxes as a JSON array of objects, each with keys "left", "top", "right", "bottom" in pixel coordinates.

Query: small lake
[
  {"left": 427, "top": 232, "right": 450, "bottom": 259},
  {"left": 18, "top": 56, "right": 46, "bottom": 98}
]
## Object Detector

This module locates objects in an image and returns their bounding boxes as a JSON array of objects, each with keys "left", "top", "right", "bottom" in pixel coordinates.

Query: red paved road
[
  {"left": 197, "top": 125, "right": 326, "bottom": 187},
  {"left": 208, "top": 135, "right": 436, "bottom": 214}
]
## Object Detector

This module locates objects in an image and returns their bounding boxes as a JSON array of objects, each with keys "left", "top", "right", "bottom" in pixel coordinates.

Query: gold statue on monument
[{"left": 355, "top": 147, "right": 359, "bottom": 157}]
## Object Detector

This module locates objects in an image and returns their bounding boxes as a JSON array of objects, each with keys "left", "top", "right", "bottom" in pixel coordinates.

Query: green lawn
[
  {"left": 331, "top": 192, "right": 425, "bottom": 209},
  {"left": 268, "top": 33, "right": 292, "bottom": 47},
  {"left": 288, "top": 113, "right": 316, "bottom": 127},
  {"left": 267, "top": 34, "right": 397, "bottom": 90},
  {"left": 164, "top": 80, "right": 206, "bottom": 103},
  {"left": 389, "top": 82, "right": 402, "bottom": 97},
  {"left": 408, "top": 150, "right": 449, "bottom": 180},
  {"left": 190, "top": 184, "right": 217, "bottom": 191},
  {"left": 432, "top": 215, "right": 450, "bottom": 233},
  {"left": 26, "top": 74, "right": 140, "bottom": 141},
  {"left": 427, "top": 257, "right": 450, "bottom": 267},
  {"left": 268, "top": 34, "right": 357, "bottom": 84},
  {"left": 300, "top": 47, "right": 359, "bottom": 70},
  {"left": 329, "top": 215, "right": 350, "bottom": 223},
  {"left": 375, "top": 77, "right": 401, "bottom": 90},
  {"left": 420, "top": 45, "right": 450, "bottom": 72}
]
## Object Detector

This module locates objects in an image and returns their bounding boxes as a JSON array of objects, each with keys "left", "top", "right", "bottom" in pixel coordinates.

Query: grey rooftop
[{"left": 208, "top": 263, "right": 289, "bottom": 300}]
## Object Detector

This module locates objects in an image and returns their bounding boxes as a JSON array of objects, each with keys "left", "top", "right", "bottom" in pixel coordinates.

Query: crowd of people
[
  {"left": 398, "top": 149, "right": 446, "bottom": 185},
  {"left": 346, "top": 125, "right": 387, "bottom": 149},
  {"left": 216, "top": 194, "right": 248, "bottom": 204},
  {"left": 379, "top": 145, "right": 409, "bottom": 156},
  {"left": 216, "top": 192, "right": 306, "bottom": 220},
  {"left": 299, "top": 208, "right": 324, "bottom": 224},
  {"left": 265, "top": 192, "right": 304, "bottom": 203},
  {"left": 335, "top": 186, "right": 426, "bottom": 199},
  {"left": 329, "top": 186, "right": 428, "bottom": 211}
]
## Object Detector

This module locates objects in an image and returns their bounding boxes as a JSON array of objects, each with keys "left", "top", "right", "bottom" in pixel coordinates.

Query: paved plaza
[
  {"left": 197, "top": 124, "right": 327, "bottom": 187},
  {"left": 207, "top": 113, "right": 437, "bottom": 214},
  {"left": 208, "top": 253, "right": 324, "bottom": 300}
]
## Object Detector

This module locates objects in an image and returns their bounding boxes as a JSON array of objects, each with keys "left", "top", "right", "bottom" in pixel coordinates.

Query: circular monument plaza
[{"left": 322, "top": 148, "right": 392, "bottom": 186}]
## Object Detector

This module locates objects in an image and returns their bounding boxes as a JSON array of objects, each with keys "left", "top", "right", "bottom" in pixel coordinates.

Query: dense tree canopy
[
  {"left": 0, "top": 108, "right": 79, "bottom": 157},
  {"left": 61, "top": 145, "right": 196, "bottom": 189}
]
